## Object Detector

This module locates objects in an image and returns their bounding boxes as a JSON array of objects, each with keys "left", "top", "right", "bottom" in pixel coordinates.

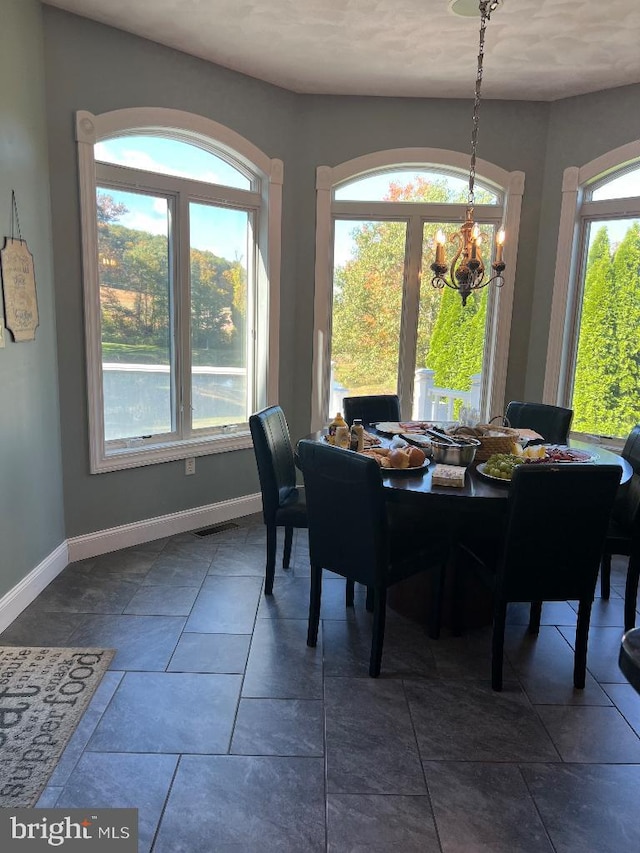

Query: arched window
[
  {"left": 76, "top": 109, "right": 283, "bottom": 472},
  {"left": 544, "top": 143, "right": 640, "bottom": 443},
  {"left": 311, "top": 149, "right": 524, "bottom": 428}
]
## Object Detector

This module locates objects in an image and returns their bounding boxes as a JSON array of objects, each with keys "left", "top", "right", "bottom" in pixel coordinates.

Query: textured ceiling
[{"left": 43, "top": 0, "right": 640, "bottom": 101}]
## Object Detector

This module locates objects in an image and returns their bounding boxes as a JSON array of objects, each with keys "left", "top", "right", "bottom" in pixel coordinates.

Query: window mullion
[
  {"left": 176, "top": 192, "right": 192, "bottom": 438},
  {"left": 397, "top": 216, "right": 422, "bottom": 420}
]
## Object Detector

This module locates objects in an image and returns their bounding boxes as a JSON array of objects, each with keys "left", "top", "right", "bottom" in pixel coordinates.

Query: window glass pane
[
  {"left": 571, "top": 217, "right": 640, "bottom": 439},
  {"left": 591, "top": 166, "right": 640, "bottom": 201},
  {"left": 97, "top": 187, "right": 173, "bottom": 441},
  {"left": 190, "top": 202, "right": 249, "bottom": 430},
  {"left": 335, "top": 170, "right": 498, "bottom": 204},
  {"left": 330, "top": 220, "right": 406, "bottom": 413},
  {"left": 415, "top": 222, "right": 492, "bottom": 421},
  {"left": 96, "top": 136, "right": 251, "bottom": 190}
]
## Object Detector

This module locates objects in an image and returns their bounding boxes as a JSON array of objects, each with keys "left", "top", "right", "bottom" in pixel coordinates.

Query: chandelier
[{"left": 431, "top": 0, "right": 505, "bottom": 306}]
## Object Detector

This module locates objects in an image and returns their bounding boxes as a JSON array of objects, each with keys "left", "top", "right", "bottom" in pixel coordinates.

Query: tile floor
[{"left": 3, "top": 514, "right": 640, "bottom": 852}]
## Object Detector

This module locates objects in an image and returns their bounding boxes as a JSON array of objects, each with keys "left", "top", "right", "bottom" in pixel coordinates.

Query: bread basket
[{"left": 473, "top": 416, "right": 520, "bottom": 461}]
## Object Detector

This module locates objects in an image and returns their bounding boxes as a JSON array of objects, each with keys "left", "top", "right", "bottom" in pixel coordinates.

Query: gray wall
[
  {"left": 0, "top": 0, "right": 64, "bottom": 596},
  {"left": 42, "top": 8, "right": 298, "bottom": 537},
  {"left": 526, "top": 83, "right": 640, "bottom": 401}
]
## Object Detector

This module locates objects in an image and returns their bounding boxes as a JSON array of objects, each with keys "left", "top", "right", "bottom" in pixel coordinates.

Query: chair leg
[
  {"left": 365, "top": 585, "right": 374, "bottom": 613},
  {"left": 624, "top": 553, "right": 640, "bottom": 632},
  {"left": 307, "top": 564, "right": 323, "bottom": 647},
  {"left": 573, "top": 598, "right": 593, "bottom": 689},
  {"left": 600, "top": 553, "right": 611, "bottom": 600},
  {"left": 492, "top": 600, "right": 507, "bottom": 691},
  {"left": 528, "top": 601, "right": 542, "bottom": 635},
  {"left": 369, "top": 588, "right": 387, "bottom": 678},
  {"left": 346, "top": 580, "right": 355, "bottom": 608},
  {"left": 283, "top": 526, "right": 294, "bottom": 569},
  {"left": 265, "top": 524, "right": 277, "bottom": 595}
]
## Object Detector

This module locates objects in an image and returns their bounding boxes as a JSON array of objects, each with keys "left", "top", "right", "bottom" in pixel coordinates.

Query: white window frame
[
  {"left": 76, "top": 108, "right": 283, "bottom": 473},
  {"left": 310, "top": 148, "right": 524, "bottom": 430},
  {"left": 543, "top": 139, "right": 640, "bottom": 448}
]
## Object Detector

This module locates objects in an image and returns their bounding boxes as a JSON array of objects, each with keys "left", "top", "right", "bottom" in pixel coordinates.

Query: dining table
[{"left": 300, "top": 427, "right": 632, "bottom": 626}]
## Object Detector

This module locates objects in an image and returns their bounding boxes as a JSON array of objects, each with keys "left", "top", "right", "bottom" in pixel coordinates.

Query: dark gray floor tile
[
  {"left": 522, "top": 763, "right": 640, "bottom": 853},
  {"left": 323, "top": 613, "right": 437, "bottom": 678},
  {"left": 568, "top": 596, "right": 627, "bottom": 627},
  {"left": 504, "top": 625, "right": 611, "bottom": 705},
  {"left": 208, "top": 543, "right": 282, "bottom": 578},
  {"left": 142, "top": 553, "right": 210, "bottom": 586},
  {"left": 87, "top": 672, "right": 241, "bottom": 753},
  {"left": 405, "top": 679, "right": 559, "bottom": 762},
  {"left": 327, "top": 794, "right": 440, "bottom": 853},
  {"left": 55, "top": 752, "right": 178, "bottom": 853},
  {"left": 154, "top": 755, "right": 325, "bottom": 853},
  {"left": 425, "top": 762, "right": 553, "bottom": 853},
  {"left": 506, "top": 601, "right": 578, "bottom": 626},
  {"left": 535, "top": 705, "right": 640, "bottom": 762},
  {"left": 325, "top": 678, "right": 426, "bottom": 795},
  {"left": 123, "top": 585, "right": 198, "bottom": 616},
  {"left": 35, "top": 787, "right": 62, "bottom": 808},
  {"left": 603, "top": 682, "right": 640, "bottom": 736},
  {"left": 167, "top": 632, "right": 250, "bottom": 673},
  {"left": 258, "top": 576, "right": 363, "bottom": 621},
  {"left": 0, "top": 608, "right": 85, "bottom": 646},
  {"left": 185, "top": 576, "right": 262, "bottom": 633},
  {"left": 34, "top": 574, "right": 140, "bottom": 614},
  {"left": 559, "top": 625, "right": 627, "bottom": 683},
  {"left": 242, "top": 618, "right": 323, "bottom": 698},
  {"left": 78, "top": 546, "right": 159, "bottom": 577},
  {"left": 48, "top": 671, "right": 124, "bottom": 786},
  {"left": 427, "top": 626, "right": 518, "bottom": 681},
  {"left": 68, "top": 614, "right": 185, "bottom": 670},
  {"left": 163, "top": 531, "right": 220, "bottom": 558},
  {"left": 231, "top": 698, "right": 323, "bottom": 756}
]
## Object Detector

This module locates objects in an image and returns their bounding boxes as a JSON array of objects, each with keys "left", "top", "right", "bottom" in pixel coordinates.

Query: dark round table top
[{"left": 302, "top": 431, "right": 631, "bottom": 510}]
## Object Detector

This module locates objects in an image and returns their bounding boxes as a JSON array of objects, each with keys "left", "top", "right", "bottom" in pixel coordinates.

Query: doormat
[{"left": 0, "top": 646, "right": 115, "bottom": 808}]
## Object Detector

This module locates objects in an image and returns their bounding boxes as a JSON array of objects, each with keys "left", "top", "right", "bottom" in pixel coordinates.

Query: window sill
[{"left": 91, "top": 431, "right": 252, "bottom": 474}]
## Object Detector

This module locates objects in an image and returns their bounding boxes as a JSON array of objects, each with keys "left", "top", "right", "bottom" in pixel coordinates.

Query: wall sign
[{"left": 0, "top": 192, "right": 39, "bottom": 342}]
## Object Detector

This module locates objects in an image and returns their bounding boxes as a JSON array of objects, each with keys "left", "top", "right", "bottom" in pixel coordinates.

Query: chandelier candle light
[{"left": 431, "top": 0, "right": 506, "bottom": 306}]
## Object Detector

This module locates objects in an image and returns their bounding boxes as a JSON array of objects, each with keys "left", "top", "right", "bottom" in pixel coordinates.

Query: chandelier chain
[{"left": 468, "top": 1, "right": 495, "bottom": 209}]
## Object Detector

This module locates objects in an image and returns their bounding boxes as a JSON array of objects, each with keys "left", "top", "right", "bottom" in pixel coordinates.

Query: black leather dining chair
[
  {"left": 297, "top": 439, "right": 449, "bottom": 677},
  {"left": 599, "top": 424, "right": 640, "bottom": 630},
  {"left": 453, "top": 463, "right": 621, "bottom": 690},
  {"left": 505, "top": 401, "right": 573, "bottom": 444},
  {"left": 249, "top": 406, "right": 307, "bottom": 595},
  {"left": 343, "top": 394, "right": 400, "bottom": 427}
]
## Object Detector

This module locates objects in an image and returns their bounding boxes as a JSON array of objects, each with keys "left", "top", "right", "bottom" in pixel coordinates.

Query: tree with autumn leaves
[{"left": 331, "top": 177, "right": 490, "bottom": 398}]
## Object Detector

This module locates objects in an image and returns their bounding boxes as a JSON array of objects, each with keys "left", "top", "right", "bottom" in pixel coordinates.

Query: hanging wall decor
[{"left": 0, "top": 191, "right": 39, "bottom": 342}]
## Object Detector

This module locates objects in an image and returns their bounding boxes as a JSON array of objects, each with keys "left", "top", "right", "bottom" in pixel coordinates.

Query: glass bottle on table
[{"left": 350, "top": 419, "right": 365, "bottom": 452}]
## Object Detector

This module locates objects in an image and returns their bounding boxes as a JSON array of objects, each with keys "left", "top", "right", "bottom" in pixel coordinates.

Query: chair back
[
  {"left": 249, "top": 406, "right": 297, "bottom": 524},
  {"left": 505, "top": 401, "right": 573, "bottom": 445},
  {"left": 498, "top": 463, "right": 621, "bottom": 602},
  {"left": 614, "top": 424, "right": 640, "bottom": 533},
  {"left": 297, "top": 440, "right": 387, "bottom": 587},
  {"left": 343, "top": 394, "right": 400, "bottom": 427}
]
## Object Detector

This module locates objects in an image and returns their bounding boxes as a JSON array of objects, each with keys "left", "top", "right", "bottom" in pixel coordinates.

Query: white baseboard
[
  {"left": 0, "top": 493, "right": 263, "bottom": 634},
  {"left": 67, "top": 492, "right": 263, "bottom": 562},
  {"left": 0, "top": 541, "right": 69, "bottom": 634}
]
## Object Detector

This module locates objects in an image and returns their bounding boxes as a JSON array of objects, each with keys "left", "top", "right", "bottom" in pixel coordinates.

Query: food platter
[
  {"left": 375, "top": 421, "right": 454, "bottom": 435},
  {"left": 380, "top": 459, "right": 430, "bottom": 476},
  {"left": 401, "top": 433, "right": 432, "bottom": 448},
  {"left": 530, "top": 445, "right": 598, "bottom": 464},
  {"left": 476, "top": 462, "right": 512, "bottom": 484}
]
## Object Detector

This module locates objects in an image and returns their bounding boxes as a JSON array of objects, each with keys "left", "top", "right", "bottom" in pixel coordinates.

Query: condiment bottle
[
  {"left": 327, "top": 412, "right": 347, "bottom": 445},
  {"left": 350, "top": 419, "right": 365, "bottom": 452},
  {"left": 335, "top": 425, "right": 351, "bottom": 449}
]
